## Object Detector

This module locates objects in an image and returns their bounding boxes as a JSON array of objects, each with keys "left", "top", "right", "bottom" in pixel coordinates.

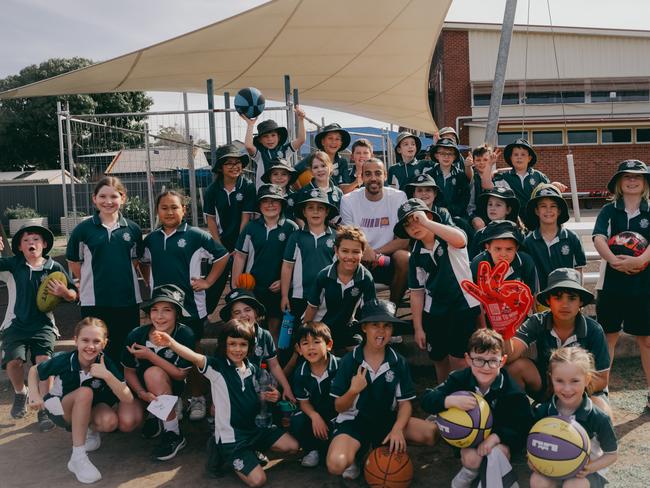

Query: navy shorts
[
  {"left": 183, "top": 317, "right": 206, "bottom": 342},
  {"left": 1, "top": 326, "right": 56, "bottom": 368},
  {"left": 216, "top": 427, "right": 284, "bottom": 476},
  {"left": 596, "top": 291, "right": 650, "bottom": 336},
  {"left": 332, "top": 413, "right": 396, "bottom": 450},
  {"left": 423, "top": 307, "right": 480, "bottom": 361}
]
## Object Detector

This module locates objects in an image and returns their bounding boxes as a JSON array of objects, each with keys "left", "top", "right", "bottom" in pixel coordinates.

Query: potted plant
[
  {"left": 60, "top": 211, "right": 91, "bottom": 234},
  {"left": 4, "top": 205, "right": 49, "bottom": 236}
]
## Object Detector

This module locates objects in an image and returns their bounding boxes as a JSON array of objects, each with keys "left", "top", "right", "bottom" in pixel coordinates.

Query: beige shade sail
[{"left": 0, "top": 0, "right": 450, "bottom": 133}]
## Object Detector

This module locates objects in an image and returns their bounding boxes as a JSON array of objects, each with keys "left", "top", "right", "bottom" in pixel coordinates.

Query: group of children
[{"left": 4, "top": 111, "right": 647, "bottom": 486}]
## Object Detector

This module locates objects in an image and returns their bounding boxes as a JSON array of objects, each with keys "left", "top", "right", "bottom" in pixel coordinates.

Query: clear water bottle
[
  {"left": 278, "top": 310, "right": 294, "bottom": 349},
  {"left": 254, "top": 362, "right": 273, "bottom": 428}
]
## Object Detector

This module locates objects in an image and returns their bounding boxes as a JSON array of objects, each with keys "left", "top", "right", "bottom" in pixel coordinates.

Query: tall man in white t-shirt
[{"left": 340, "top": 158, "right": 409, "bottom": 305}]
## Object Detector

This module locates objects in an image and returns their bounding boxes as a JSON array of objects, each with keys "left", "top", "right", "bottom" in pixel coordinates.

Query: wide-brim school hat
[
  {"left": 358, "top": 300, "right": 407, "bottom": 332},
  {"left": 257, "top": 183, "right": 287, "bottom": 206},
  {"left": 429, "top": 137, "right": 460, "bottom": 160},
  {"left": 261, "top": 158, "right": 298, "bottom": 185},
  {"left": 314, "top": 123, "right": 351, "bottom": 152},
  {"left": 438, "top": 126, "right": 459, "bottom": 143},
  {"left": 504, "top": 138, "right": 537, "bottom": 167},
  {"left": 404, "top": 173, "right": 441, "bottom": 200},
  {"left": 393, "top": 198, "right": 440, "bottom": 239},
  {"left": 253, "top": 119, "right": 289, "bottom": 148},
  {"left": 524, "top": 183, "right": 569, "bottom": 229},
  {"left": 606, "top": 159, "right": 650, "bottom": 193},
  {"left": 11, "top": 225, "right": 54, "bottom": 257},
  {"left": 294, "top": 187, "right": 339, "bottom": 221},
  {"left": 141, "top": 284, "right": 191, "bottom": 317},
  {"left": 394, "top": 132, "right": 422, "bottom": 157},
  {"left": 477, "top": 187, "right": 520, "bottom": 222},
  {"left": 212, "top": 144, "right": 250, "bottom": 172},
  {"left": 479, "top": 219, "right": 523, "bottom": 245},
  {"left": 537, "top": 268, "right": 594, "bottom": 307},
  {"left": 219, "top": 288, "right": 267, "bottom": 322}
]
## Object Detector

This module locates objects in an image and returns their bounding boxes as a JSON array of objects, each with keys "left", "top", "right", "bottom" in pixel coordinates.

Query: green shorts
[
  {"left": 332, "top": 413, "right": 396, "bottom": 449},
  {"left": 217, "top": 427, "right": 284, "bottom": 476},
  {"left": 1, "top": 326, "right": 56, "bottom": 368}
]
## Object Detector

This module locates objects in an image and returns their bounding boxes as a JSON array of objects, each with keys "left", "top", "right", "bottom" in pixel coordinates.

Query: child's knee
[
  {"left": 144, "top": 365, "right": 171, "bottom": 385},
  {"left": 94, "top": 411, "right": 119, "bottom": 432},
  {"left": 6, "top": 358, "right": 24, "bottom": 370},
  {"left": 326, "top": 450, "right": 350, "bottom": 475},
  {"left": 118, "top": 411, "right": 142, "bottom": 432},
  {"left": 460, "top": 448, "right": 482, "bottom": 469},
  {"left": 530, "top": 472, "right": 555, "bottom": 488},
  {"left": 562, "top": 477, "right": 589, "bottom": 488},
  {"left": 244, "top": 468, "right": 266, "bottom": 488},
  {"left": 637, "top": 335, "right": 650, "bottom": 349},
  {"left": 76, "top": 386, "right": 94, "bottom": 404}
]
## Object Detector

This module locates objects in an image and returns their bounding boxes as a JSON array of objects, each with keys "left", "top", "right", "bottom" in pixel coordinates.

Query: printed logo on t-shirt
[
  {"left": 350, "top": 287, "right": 360, "bottom": 297},
  {"left": 437, "top": 246, "right": 444, "bottom": 257},
  {"left": 287, "top": 198, "right": 294, "bottom": 207},
  {"left": 164, "top": 349, "right": 175, "bottom": 359},
  {"left": 278, "top": 232, "right": 286, "bottom": 242},
  {"left": 641, "top": 218, "right": 649, "bottom": 229},
  {"left": 91, "top": 379, "right": 102, "bottom": 390},
  {"left": 384, "top": 370, "right": 395, "bottom": 383},
  {"left": 561, "top": 245, "right": 570, "bottom": 255},
  {"left": 451, "top": 177, "right": 456, "bottom": 185},
  {"left": 233, "top": 459, "right": 244, "bottom": 471},
  {"left": 122, "top": 232, "right": 131, "bottom": 242},
  {"left": 360, "top": 217, "right": 390, "bottom": 229},
  {"left": 326, "top": 239, "right": 334, "bottom": 248},
  {"left": 255, "top": 346, "right": 263, "bottom": 357},
  {"left": 529, "top": 178, "right": 536, "bottom": 186},
  {"left": 177, "top": 238, "right": 187, "bottom": 248},
  {"left": 235, "top": 193, "right": 243, "bottom": 202},
  {"left": 414, "top": 169, "right": 421, "bottom": 176}
]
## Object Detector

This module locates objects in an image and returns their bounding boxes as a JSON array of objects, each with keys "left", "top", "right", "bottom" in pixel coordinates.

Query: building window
[
  {"left": 637, "top": 128, "right": 650, "bottom": 143},
  {"left": 602, "top": 128, "right": 632, "bottom": 144},
  {"left": 498, "top": 131, "right": 526, "bottom": 146},
  {"left": 591, "top": 90, "right": 650, "bottom": 103},
  {"left": 525, "top": 91, "right": 585, "bottom": 104},
  {"left": 532, "top": 130, "right": 563, "bottom": 146},
  {"left": 473, "top": 93, "right": 519, "bottom": 106},
  {"left": 567, "top": 130, "right": 597, "bottom": 145}
]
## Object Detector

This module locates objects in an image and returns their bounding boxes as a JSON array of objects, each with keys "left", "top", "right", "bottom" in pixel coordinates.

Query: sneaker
[
  {"left": 142, "top": 417, "right": 162, "bottom": 439},
  {"left": 255, "top": 450, "right": 269, "bottom": 467},
  {"left": 342, "top": 462, "right": 360, "bottom": 480},
  {"left": 152, "top": 431, "right": 187, "bottom": 461},
  {"left": 175, "top": 398, "right": 184, "bottom": 421},
  {"left": 451, "top": 467, "right": 479, "bottom": 488},
  {"left": 390, "top": 335, "right": 403, "bottom": 344},
  {"left": 301, "top": 450, "right": 320, "bottom": 468},
  {"left": 11, "top": 388, "right": 28, "bottom": 419},
  {"left": 67, "top": 454, "right": 102, "bottom": 484},
  {"left": 188, "top": 396, "right": 206, "bottom": 421},
  {"left": 84, "top": 428, "right": 101, "bottom": 452},
  {"left": 37, "top": 409, "right": 56, "bottom": 432}
]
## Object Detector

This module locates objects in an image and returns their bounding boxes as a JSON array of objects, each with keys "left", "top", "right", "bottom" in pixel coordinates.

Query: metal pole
[
  {"left": 207, "top": 79, "right": 217, "bottom": 167},
  {"left": 566, "top": 153, "right": 581, "bottom": 222},
  {"left": 224, "top": 92, "right": 232, "bottom": 144},
  {"left": 143, "top": 122, "right": 156, "bottom": 230},
  {"left": 183, "top": 93, "right": 199, "bottom": 226},
  {"left": 57, "top": 101, "right": 70, "bottom": 236},
  {"left": 64, "top": 103, "right": 78, "bottom": 216},
  {"left": 381, "top": 129, "right": 387, "bottom": 166},
  {"left": 284, "top": 75, "right": 294, "bottom": 140},
  {"left": 484, "top": 0, "right": 517, "bottom": 147}
]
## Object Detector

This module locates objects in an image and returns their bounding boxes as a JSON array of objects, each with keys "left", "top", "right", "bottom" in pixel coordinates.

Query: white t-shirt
[{"left": 340, "top": 187, "right": 407, "bottom": 249}]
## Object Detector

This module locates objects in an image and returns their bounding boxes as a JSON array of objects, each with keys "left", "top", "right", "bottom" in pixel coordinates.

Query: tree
[{"left": 0, "top": 58, "right": 153, "bottom": 171}]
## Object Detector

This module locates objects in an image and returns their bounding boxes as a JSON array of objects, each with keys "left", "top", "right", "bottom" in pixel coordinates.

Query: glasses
[
  {"left": 223, "top": 161, "right": 243, "bottom": 168},
  {"left": 437, "top": 151, "right": 456, "bottom": 157},
  {"left": 469, "top": 356, "right": 502, "bottom": 369}
]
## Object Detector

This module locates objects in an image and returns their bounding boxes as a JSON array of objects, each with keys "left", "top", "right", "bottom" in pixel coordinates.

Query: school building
[{"left": 430, "top": 22, "right": 650, "bottom": 194}]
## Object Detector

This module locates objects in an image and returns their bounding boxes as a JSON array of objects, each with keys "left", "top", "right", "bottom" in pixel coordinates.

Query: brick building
[{"left": 430, "top": 23, "right": 650, "bottom": 192}]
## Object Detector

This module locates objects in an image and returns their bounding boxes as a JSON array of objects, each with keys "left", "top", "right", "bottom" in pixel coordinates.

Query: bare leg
[
  {"left": 389, "top": 250, "right": 409, "bottom": 306},
  {"left": 605, "top": 332, "right": 620, "bottom": 369},
  {"left": 433, "top": 358, "right": 450, "bottom": 385},
  {"left": 61, "top": 387, "right": 93, "bottom": 447},
  {"left": 6, "top": 359, "right": 26, "bottom": 392},
  {"left": 326, "top": 434, "right": 361, "bottom": 475}
]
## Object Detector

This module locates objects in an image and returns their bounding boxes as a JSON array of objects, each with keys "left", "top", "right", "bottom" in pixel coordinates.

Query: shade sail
[{"left": 0, "top": 0, "right": 451, "bottom": 133}]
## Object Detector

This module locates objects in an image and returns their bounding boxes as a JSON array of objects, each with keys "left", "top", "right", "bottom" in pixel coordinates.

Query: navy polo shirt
[
  {"left": 424, "top": 163, "right": 471, "bottom": 218},
  {"left": 121, "top": 323, "right": 194, "bottom": 374},
  {"left": 235, "top": 216, "right": 298, "bottom": 292},
  {"left": 493, "top": 168, "right": 550, "bottom": 217},
  {"left": 253, "top": 140, "right": 296, "bottom": 189},
  {"left": 37, "top": 351, "right": 123, "bottom": 399},
  {"left": 143, "top": 223, "right": 228, "bottom": 319},
  {"left": 200, "top": 355, "right": 260, "bottom": 443},
  {"left": 408, "top": 239, "right": 480, "bottom": 315},
  {"left": 300, "top": 180, "right": 343, "bottom": 212},
  {"left": 283, "top": 226, "right": 336, "bottom": 300},
  {"left": 387, "top": 160, "right": 424, "bottom": 190},
  {"left": 421, "top": 367, "right": 533, "bottom": 451},
  {"left": 66, "top": 213, "right": 143, "bottom": 307},
  {"left": 292, "top": 353, "right": 340, "bottom": 421},
  {"left": 467, "top": 169, "right": 486, "bottom": 220},
  {"left": 330, "top": 346, "right": 415, "bottom": 424},
  {"left": 515, "top": 311, "right": 610, "bottom": 378},
  {"left": 471, "top": 250, "right": 539, "bottom": 294},
  {"left": 0, "top": 256, "right": 76, "bottom": 332},
  {"left": 593, "top": 199, "right": 650, "bottom": 293},
  {"left": 523, "top": 228, "right": 587, "bottom": 290},
  {"left": 202, "top": 175, "right": 256, "bottom": 251},
  {"left": 307, "top": 263, "right": 376, "bottom": 344},
  {"left": 249, "top": 323, "right": 278, "bottom": 369}
]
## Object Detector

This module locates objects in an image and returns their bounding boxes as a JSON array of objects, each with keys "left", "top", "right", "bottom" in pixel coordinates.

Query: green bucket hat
[
  {"left": 219, "top": 288, "right": 266, "bottom": 322},
  {"left": 524, "top": 183, "right": 569, "bottom": 229},
  {"left": 212, "top": 144, "right": 250, "bottom": 173},
  {"left": 503, "top": 138, "right": 537, "bottom": 167},
  {"left": 11, "top": 225, "right": 54, "bottom": 257},
  {"left": 260, "top": 158, "right": 298, "bottom": 185},
  {"left": 536, "top": 268, "right": 594, "bottom": 307},
  {"left": 141, "top": 284, "right": 191, "bottom": 317},
  {"left": 394, "top": 132, "right": 422, "bottom": 161},
  {"left": 314, "top": 123, "right": 351, "bottom": 152},
  {"left": 477, "top": 187, "right": 520, "bottom": 223},
  {"left": 607, "top": 159, "right": 650, "bottom": 193},
  {"left": 393, "top": 198, "right": 440, "bottom": 239},
  {"left": 253, "top": 119, "right": 288, "bottom": 148}
]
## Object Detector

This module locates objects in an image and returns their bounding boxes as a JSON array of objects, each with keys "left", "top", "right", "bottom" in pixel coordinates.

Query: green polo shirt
[
  {"left": 515, "top": 311, "right": 610, "bottom": 380},
  {"left": 121, "top": 323, "right": 194, "bottom": 374},
  {"left": 523, "top": 228, "right": 587, "bottom": 290},
  {"left": 253, "top": 140, "right": 296, "bottom": 189},
  {"left": 66, "top": 213, "right": 143, "bottom": 307},
  {"left": 493, "top": 168, "right": 550, "bottom": 217},
  {"left": 200, "top": 355, "right": 260, "bottom": 443},
  {"left": 330, "top": 346, "right": 415, "bottom": 424},
  {"left": 235, "top": 217, "right": 298, "bottom": 292},
  {"left": 283, "top": 225, "right": 336, "bottom": 300},
  {"left": 143, "top": 223, "right": 228, "bottom": 319},
  {"left": 202, "top": 175, "right": 256, "bottom": 251},
  {"left": 307, "top": 263, "right": 376, "bottom": 345},
  {"left": 471, "top": 250, "right": 539, "bottom": 294},
  {"left": 0, "top": 256, "right": 76, "bottom": 332},
  {"left": 249, "top": 323, "right": 278, "bottom": 369},
  {"left": 37, "top": 351, "right": 123, "bottom": 399},
  {"left": 299, "top": 180, "right": 343, "bottom": 213},
  {"left": 408, "top": 239, "right": 480, "bottom": 315},
  {"left": 387, "top": 160, "right": 424, "bottom": 190},
  {"left": 592, "top": 199, "right": 650, "bottom": 292},
  {"left": 292, "top": 353, "right": 340, "bottom": 421},
  {"left": 424, "top": 163, "right": 471, "bottom": 218}
]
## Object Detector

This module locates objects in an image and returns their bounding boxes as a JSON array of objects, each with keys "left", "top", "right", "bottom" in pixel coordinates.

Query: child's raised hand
[
  {"left": 310, "top": 413, "right": 329, "bottom": 440},
  {"left": 294, "top": 106, "right": 305, "bottom": 119},
  {"left": 89, "top": 354, "right": 110, "bottom": 380},
  {"left": 382, "top": 426, "right": 406, "bottom": 453},
  {"left": 410, "top": 210, "right": 429, "bottom": 226},
  {"left": 445, "top": 394, "right": 478, "bottom": 411},
  {"left": 551, "top": 181, "right": 567, "bottom": 193},
  {"left": 490, "top": 148, "right": 501, "bottom": 165},
  {"left": 28, "top": 390, "right": 44, "bottom": 411},
  {"left": 150, "top": 330, "right": 172, "bottom": 348},
  {"left": 349, "top": 365, "right": 368, "bottom": 394},
  {"left": 239, "top": 113, "right": 257, "bottom": 126},
  {"left": 47, "top": 279, "right": 68, "bottom": 298},
  {"left": 127, "top": 343, "right": 154, "bottom": 360},
  {"left": 262, "top": 386, "right": 280, "bottom": 403},
  {"left": 464, "top": 152, "right": 474, "bottom": 167}
]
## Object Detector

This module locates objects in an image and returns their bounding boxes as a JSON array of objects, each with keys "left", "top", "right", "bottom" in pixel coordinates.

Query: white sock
[
  {"left": 163, "top": 418, "right": 180, "bottom": 435},
  {"left": 456, "top": 467, "right": 479, "bottom": 481},
  {"left": 15, "top": 385, "right": 27, "bottom": 395},
  {"left": 72, "top": 446, "right": 86, "bottom": 459}
]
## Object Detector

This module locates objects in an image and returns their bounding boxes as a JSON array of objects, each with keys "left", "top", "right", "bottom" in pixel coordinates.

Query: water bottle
[
  {"left": 254, "top": 362, "right": 273, "bottom": 428},
  {"left": 278, "top": 310, "right": 294, "bottom": 349}
]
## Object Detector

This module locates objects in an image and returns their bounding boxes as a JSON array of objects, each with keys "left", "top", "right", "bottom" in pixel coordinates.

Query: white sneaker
[
  {"left": 342, "top": 462, "right": 360, "bottom": 480},
  {"left": 188, "top": 396, "right": 206, "bottom": 421},
  {"left": 451, "top": 467, "right": 479, "bottom": 488},
  {"left": 84, "top": 429, "right": 101, "bottom": 452},
  {"left": 68, "top": 454, "right": 102, "bottom": 484},
  {"left": 390, "top": 335, "right": 403, "bottom": 344},
  {"left": 300, "top": 450, "right": 320, "bottom": 468},
  {"left": 175, "top": 398, "right": 184, "bottom": 421}
]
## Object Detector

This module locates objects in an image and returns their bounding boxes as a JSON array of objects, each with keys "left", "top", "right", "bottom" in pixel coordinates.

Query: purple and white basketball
[{"left": 435, "top": 391, "right": 493, "bottom": 448}]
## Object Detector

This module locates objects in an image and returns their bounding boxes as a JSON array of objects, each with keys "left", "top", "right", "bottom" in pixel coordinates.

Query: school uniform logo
[
  {"left": 235, "top": 193, "right": 243, "bottom": 202},
  {"left": 414, "top": 169, "right": 421, "bottom": 176},
  {"left": 163, "top": 348, "right": 175, "bottom": 359},
  {"left": 278, "top": 232, "right": 286, "bottom": 242},
  {"left": 350, "top": 287, "right": 360, "bottom": 297},
  {"left": 122, "top": 232, "right": 131, "bottom": 242},
  {"left": 437, "top": 246, "right": 444, "bottom": 257},
  {"left": 310, "top": 189, "right": 319, "bottom": 198},
  {"left": 255, "top": 345, "right": 263, "bottom": 357},
  {"left": 561, "top": 245, "right": 570, "bottom": 255},
  {"left": 332, "top": 192, "right": 339, "bottom": 202},
  {"left": 401, "top": 202, "right": 412, "bottom": 212},
  {"left": 230, "top": 291, "right": 240, "bottom": 299},
  {"left": 326, "top": 239, "right": 334, "bottom": 248},
  {"left": 384, "top": 371, "right": 395, "bottom": 383},
  {"left": 627, "top": 161, "right": 637, "bottom": 168},
  {"left": 287, "top": 198, "right": 294, "bottom": 207},
  {"left": 529, "top": 178, "right": 536, "bottom": 186},
  {"left": 451, "top": 178, "right": 456, "bottom": 185},
  {"left": 172, "top": 291, "right": 183, "bottom": 302},
  {"left": 177, "top": 238, "right": 187, "bottom": 248},
  {"left": 233, "top": 459, "right": 244, "bottom": 471},
  {"left": 641, "top": 218, "right": 649, "bottom": 229},
  {"left": 90, "top": 379, "right": 102, "bottom": 390}
]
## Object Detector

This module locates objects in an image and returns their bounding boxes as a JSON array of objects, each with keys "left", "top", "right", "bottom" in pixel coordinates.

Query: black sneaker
[
  {"left": 142, "top": 417, "right": 162, "bottom": 439},
  {"left": 152, "top": 431, "right": 187, "bottom": 461},
  {"left": 11, "top": 388, "right": 28, "bottom": 419},
  {"left": 37, "top": 409, "right": 55, "bottom": 432},
  {"left": 255, "top": 450, "right": 269, "bottom": 467}
]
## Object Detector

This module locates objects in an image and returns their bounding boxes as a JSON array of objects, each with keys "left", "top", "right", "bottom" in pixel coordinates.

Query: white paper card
[
  {"left": 44, "top": 396, "right": 65, "bottom": 416},
  {"left": 146, "top": 394, "right": 178, "bottom": 421}
]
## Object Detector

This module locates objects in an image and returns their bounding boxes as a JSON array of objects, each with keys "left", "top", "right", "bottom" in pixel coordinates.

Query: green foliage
[
  {"left": 122, "top": 195, "right": 150, "bottom": 229},
  {"left": 4, "top": 205, "right": 42, "bottom": 219},
  {"left": 0, "top": 57, "right": 153, "bottom": 171}
]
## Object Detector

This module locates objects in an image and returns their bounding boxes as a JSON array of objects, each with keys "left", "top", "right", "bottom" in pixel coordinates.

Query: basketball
[
  {"left": 237, "top": 273, "right": 256, "bottom": 290},
  {"left": 435, "top": 391, "right": 493, "bottom": 449},
  {"left": 364, "top": 446, "right": 413, "bottom": 488},
  {"left": 234, "top": 87, "right": 266, "bottom": 119},
  {"left": 36, "top": 271, "right": 67, "bottom": 313},
  {"left": 527, "top": 416, "right": 591, "bottom": 480},
  {"left": 293, "top": 169, "right": 313, "bottom": 190}
]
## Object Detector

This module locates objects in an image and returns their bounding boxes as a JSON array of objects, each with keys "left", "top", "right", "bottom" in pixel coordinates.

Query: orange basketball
[
  {"left": 237, "top": 273, "right": 256, "bottom": 290},
  {"left": 364, "top": 446, "right": 413, "bottom": 488},
  {"left": 293, "top": 169, "right": 313, "bottom": 190}
]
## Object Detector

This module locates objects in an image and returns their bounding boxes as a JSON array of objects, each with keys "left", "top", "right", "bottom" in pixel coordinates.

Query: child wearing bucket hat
[
  {"left": 504, "top": 268, "right": 612, "bottom": 416},
  {"left": 326, "top": 300, "right": 438, "bottom": 480},
  {"left": 593, "top": 159, "right": 650, "bottom": 410},
  {"left": 467, "top": 144, "right": 500, "bottom": 230},
  {"left": 298, "top": 123, "right": 351, "bottom": 187},
  {"left": 121, "top": 284, "right": 196, "bottom": 461},
  {"left": 435, "top": 126, "right": 475, "bottom": 183},
  {"left": 395, "top": 198, "right": 481, "bottom": 382},
  {"left": 469, "top": 187, "right": 523, "bottom": 259},
  {"left": 404, "top": 173, "right": 454, "bottom": 226},
  {"left": 260, "top": 158, "right": 298, "bottom": 193},
  {"left": 1, "top": 225, "right": 77, "bottom": 429},
  {"left": 241, "top": 107, "right": 306, "bottom": 189},
  {"left": 522, "top": 183, "right": 586, "bottom": 292},
  {"left": 233, "top": 184, "right": 299, "bottom": 340},
  {"left": 387, "top": 132, "right": 424, "bottom": 190}
]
